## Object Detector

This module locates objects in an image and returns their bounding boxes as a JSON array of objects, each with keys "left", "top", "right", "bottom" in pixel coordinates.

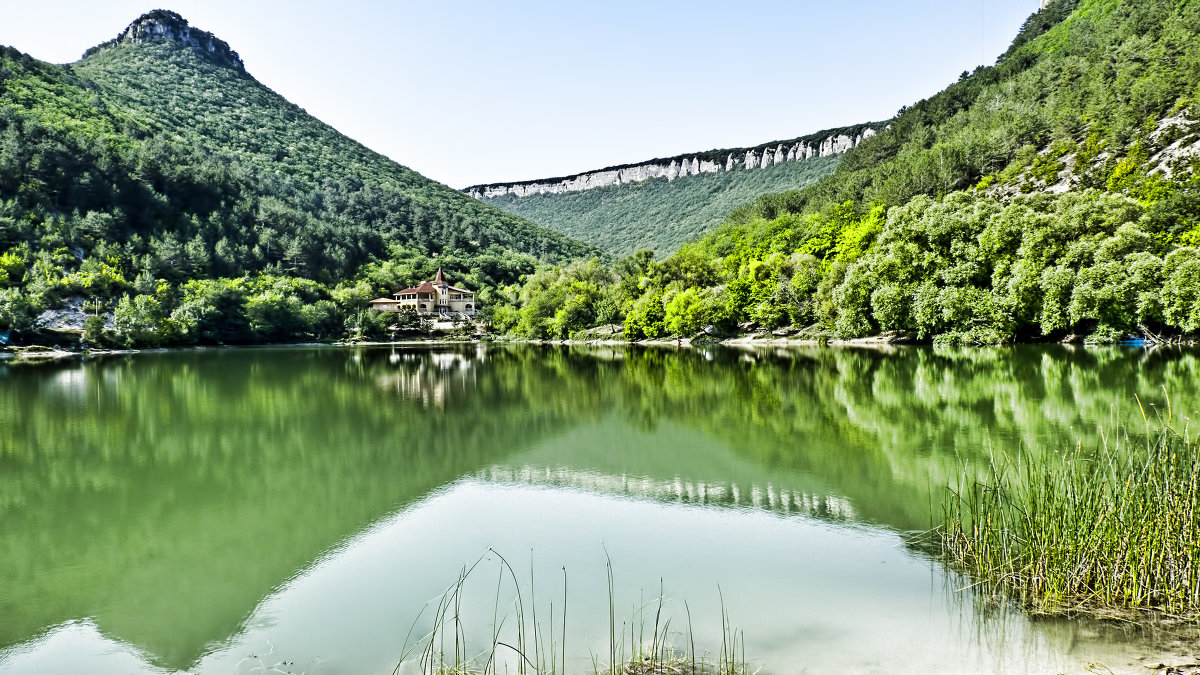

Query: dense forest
[
  {"left": 0, "top": 11, "right": 596, "bottom": 347},
  {"left": 505, "top": 0, "right": 1200, "bottom": 344},
  {"left": 4, "top": 2, "right": 1199, "bottom": 348},
  {"left": 482, "top": 155, "right": 841, "bottom": 257}
]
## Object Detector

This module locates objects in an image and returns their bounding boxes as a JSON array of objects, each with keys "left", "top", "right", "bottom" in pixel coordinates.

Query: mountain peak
[{"left": 83, "top": 10, "right": 245, "bottom": 72}]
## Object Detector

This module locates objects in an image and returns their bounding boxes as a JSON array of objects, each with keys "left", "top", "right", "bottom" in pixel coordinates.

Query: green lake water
[{"left": 0, "top": 344, "right": 1196, "bottom": 673}]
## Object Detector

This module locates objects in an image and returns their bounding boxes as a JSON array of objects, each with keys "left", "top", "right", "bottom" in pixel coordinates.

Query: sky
[{"left": 2, "top": 1, "right": 1041, "bottom": 189}]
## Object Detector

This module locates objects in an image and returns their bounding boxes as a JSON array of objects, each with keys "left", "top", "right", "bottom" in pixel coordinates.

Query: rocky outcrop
[
  {"left": 1148, "top": 113, "right": 1200, "bottom": 179},
  {"left": 35, "top": 296, "right": 113, "bottom": 333},
  {"left": 83, "top": 10, "right": 245, "bottom": 73},
  {"left": 465, "top": 124, "right": 882, "bottom": 199}
]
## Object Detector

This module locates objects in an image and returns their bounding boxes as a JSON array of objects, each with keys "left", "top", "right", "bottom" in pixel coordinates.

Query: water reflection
[
  {"left": 479, "top": 462, "right": 858, "bottom": 522},
  {"left": 0, "top": 344, "right": 1195, "bottom": 672}
]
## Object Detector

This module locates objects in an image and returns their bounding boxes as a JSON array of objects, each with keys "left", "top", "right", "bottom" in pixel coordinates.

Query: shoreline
[{"left": 2, "top": 331, "right": 1188, "bottom": 365}]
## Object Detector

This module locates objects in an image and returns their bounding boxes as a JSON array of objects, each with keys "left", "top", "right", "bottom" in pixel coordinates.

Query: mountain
[
  {"left": 732, "top": 0, "right": 1200, "bottom": 222},
  {"left": 0, "top": 11, "right": 598, "bottom": 345},
  {"left": 506, "top": 0, "right": 1200, "bottom": 344},
  {"left": 468, "top": 124, "right": 881, "bottom": 256}
]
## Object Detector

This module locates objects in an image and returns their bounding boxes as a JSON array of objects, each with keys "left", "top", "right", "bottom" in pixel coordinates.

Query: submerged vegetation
[
  {"left": 941, "top": 415, "right": 1200, "bottom": 619},
  {"left": 398, "top": 551, "right": 747, "bottom": 675}
]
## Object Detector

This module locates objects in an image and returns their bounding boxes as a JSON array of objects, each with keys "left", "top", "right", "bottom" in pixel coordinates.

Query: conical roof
[{"left": 392, "top": 268, "right": 474, "bottom": 296}]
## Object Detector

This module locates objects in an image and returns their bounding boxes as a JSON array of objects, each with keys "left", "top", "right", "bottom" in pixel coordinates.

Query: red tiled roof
[
  {"left": 392, "top": 268, "right": 474, "bottom": 296},
  {"left": 394, "top": 281, "right": 438, "bottom": 295}
]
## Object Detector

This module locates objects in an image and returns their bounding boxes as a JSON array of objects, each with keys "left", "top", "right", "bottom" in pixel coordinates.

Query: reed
[
  {"left": 940, "top": 414, "right": 1200, "bottom": 620},
  {"left": 395, "top": 550, "right": 750, "bottom": 675}
]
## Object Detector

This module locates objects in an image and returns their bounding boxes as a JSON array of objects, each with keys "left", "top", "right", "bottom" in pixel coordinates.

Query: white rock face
[
  {"left": 1147, "top": 113, "right": 1200, "bottom": 179},
  {"left": 35, "top": 296, "right": 114, "bottom": 333},
  {"left": 465, "top": 127, "right": 879, "bottom": 199}
]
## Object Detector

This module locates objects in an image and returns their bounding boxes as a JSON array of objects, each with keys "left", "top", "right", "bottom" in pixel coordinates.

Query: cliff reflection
[{"left": 1, "top": 343, "right": 1194, "bottom": 671}]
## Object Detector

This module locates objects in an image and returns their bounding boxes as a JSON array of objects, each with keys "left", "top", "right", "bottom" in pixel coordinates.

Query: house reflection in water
[{"left": 375, "top": 347, "right": 484, "bottom": 409}]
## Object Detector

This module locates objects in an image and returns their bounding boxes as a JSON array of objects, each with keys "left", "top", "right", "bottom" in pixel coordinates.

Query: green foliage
[
  {"left": 515, "top": 188, "right": 1200, "bottom": 343},
  {"left": 510, "top": 259, "right": 616, "bottom": 339},
  {"left": 483, "top": 155, "right": 841, "bottom": 257},
  {"left": 0, "top": 287, "right": 33, "bottom": 331},
  {"left": 504, "top": 0, "right": 1200, "bottom": 344},
  {"left": 0, "top": 247, "right": 27, "bottom": 286},
  {"left": 623, "top": 290, "right": 667, "bottom": 340},
  {"left": 0, "top": 34, "right": 596, "bottom": 346},
  {"left": 733, "top": 0, "right": 1200, "bottom": 221},
  {"left": 246, "top": 289, "right": 305, "bottom": 342},
  {"left": 831, "top": 204, "right": 886, "bottom": 263},
  {"left": 81, "top": 314, "right": 107, "bottom": 345},
  {"left": 114, "top": 292, "right": 170, "bottom": 346},
  {"left": 171, "top": 277, "right": 251, "bottom": 343},
  {"left": 942, "top": 421, "right": 1200, "bottom": 618},
  {"left": 1161, "top": 247, "right": 1200, "bottom": 332},
  {"left": 1029, "top": 141, "right": 1071, "bottom": 185},
  {"left": 664, "top": 287, "right": 721, "bottom": 336}
]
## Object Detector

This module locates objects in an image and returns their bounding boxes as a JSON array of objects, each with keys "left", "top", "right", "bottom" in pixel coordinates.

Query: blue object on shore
[{"left": 0, "top": 331, "right": 8, "bottom": 345}]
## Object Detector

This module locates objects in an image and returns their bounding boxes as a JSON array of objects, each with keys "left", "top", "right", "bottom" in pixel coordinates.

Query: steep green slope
[
  {"left": 507, "top": 0, "right": 1200, "bottom": 343},
  {"left": 0, "top": 11, "right": 597, "bottom": 346},
  {"left": 737, "top": 0, "right": 1200, "bottom": 220},
  {"left": 482, "top": 155, "right": 840, "bottom": 257}
]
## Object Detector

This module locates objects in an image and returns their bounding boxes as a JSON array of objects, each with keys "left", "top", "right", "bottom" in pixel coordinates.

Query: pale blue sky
[{"left": 4, "top": 1, "right": 1041, "bottom": 188}]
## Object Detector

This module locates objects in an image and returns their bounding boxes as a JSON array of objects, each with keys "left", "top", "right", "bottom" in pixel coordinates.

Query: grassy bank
[{"left": 940, "top": 414, "right": 1200, "bottom": 620}]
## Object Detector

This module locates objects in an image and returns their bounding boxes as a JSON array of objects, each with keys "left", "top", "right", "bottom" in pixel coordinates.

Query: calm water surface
[{"left": 1, "top": 344, "right": 1196, "bottom": 673}]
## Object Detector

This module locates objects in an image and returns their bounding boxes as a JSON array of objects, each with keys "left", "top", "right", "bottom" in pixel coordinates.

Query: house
[{"left": 370, "top": 268, "right": 477, "bottom": 317}]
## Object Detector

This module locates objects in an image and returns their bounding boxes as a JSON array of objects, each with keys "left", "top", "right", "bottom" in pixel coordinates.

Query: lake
[{"left": 1, "top": 343, "right": 1195, "bottom": 673}]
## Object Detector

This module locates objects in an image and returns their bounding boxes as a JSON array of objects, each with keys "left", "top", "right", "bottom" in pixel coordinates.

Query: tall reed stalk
[
  {"left": 940, "top": 417, "right": 1200, "bottom": 619},
  {"left": 396, "top": 549, "right": 750, "bottom": 675}
]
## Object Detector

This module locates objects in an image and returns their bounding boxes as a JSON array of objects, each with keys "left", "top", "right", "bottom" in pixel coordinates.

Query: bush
[
  {"left": 664, "top": 287, "right": 710, "bottom": 336},
  {"left": 114, "top": 293, "right": 169, "bottom": 346},
  {"left": 623, "top": 291, "right": 667, "bottom": 340},
  {"left": 82, "top": 315, "right": 107, "bottom": 346}
]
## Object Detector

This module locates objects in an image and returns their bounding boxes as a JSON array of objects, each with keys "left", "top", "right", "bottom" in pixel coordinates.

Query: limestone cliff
[
  {"left": 464, "top": 123, "right": 883, "bottom": 199},
  {"left": 83, "top": 10, "right": 245, "bottom": 73}
]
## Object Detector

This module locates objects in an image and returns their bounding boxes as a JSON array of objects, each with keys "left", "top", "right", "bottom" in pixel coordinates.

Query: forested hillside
[
  {"left": 482, "top": 155, "right": 840, "bottom": 257},
  {"left": 0, "top": 11, "right": 596, "bottom": 346},
  {"left": 506, "top": 0, "right": 1200, "bottom": 345}
]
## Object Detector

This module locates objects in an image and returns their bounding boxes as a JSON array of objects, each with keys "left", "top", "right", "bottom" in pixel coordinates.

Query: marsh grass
[
  {"left": 940, "top": 407, "right": 1200, "bottom": 620},
  {"left": 395, "top": 550, "right": 749, "bottom": 675}
]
